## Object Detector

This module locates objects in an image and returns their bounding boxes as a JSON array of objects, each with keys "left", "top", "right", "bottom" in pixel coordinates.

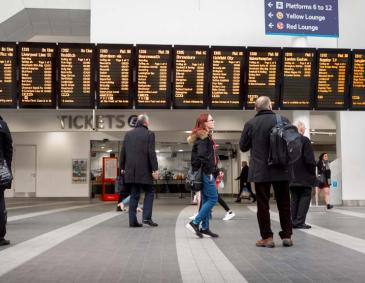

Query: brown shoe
[
  {"left": 256, "top": 237, "right": 275, "bottom": 248},
  {"left": 282, "top": 238, "right": 293, "bottom": 247}
]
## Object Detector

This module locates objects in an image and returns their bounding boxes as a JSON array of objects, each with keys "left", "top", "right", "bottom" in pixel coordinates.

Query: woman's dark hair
[{"left": 319, "top": 152, "right": 327, "bottom": 161}]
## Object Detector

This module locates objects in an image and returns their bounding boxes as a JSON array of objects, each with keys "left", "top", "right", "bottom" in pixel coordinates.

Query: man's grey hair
[
  {"left": 136, "top": 113, "right": 149, "bottom": 126},
  {"left": 254, "top": 96, "right": 272, "bottom": 112},
  {"left": 295, "top": 121, "right": 306, "bottom": 129}
]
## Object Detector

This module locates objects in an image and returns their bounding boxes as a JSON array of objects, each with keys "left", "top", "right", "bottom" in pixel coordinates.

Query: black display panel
[
  {"left": 96, "top": 44, "right": 133, "bottom": 109},
  {"left": 316, "top": 49, "right": 351, "bottom": 110},
  {"left": 19, "top": 42, "right": 57, "bottom": 108},
  {"left": 136, "top": 45, "right": 172, "bottom": 109},
  {"left": 0, "top": 42, "right": 17, "bottom": 108},
  {"left": 281, "top": 48, "right": 316, "bottom": 110},
  {"left": 173, "top": 45, "right": 209, "bottom": 109},
  {"left": 246, "top": 47, "right": 281, "bottom": 109},
  {"left": 350, "top": 50, "right": 365, "bottom": 110},
  {"left": 210, "top": 46, "right": 245, "bottom": 109},
  {"left": 58, "top": 43, "right": 95, "bottom": 109}
]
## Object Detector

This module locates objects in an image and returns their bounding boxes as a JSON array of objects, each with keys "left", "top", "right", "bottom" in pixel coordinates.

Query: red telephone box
[{"left": 101, "top": 157, "right": 118, "bottom": 201}]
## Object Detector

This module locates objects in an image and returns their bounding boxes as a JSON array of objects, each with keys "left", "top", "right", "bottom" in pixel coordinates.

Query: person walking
[
  {"left": 235, "top": 161, "right": 256, "bottom": 203},
  {"left": 317, "top": 153, "right": 333, "bottom": 209},
  {"left": 186, "top": 113, "right": 219, "bottom": 238},
  {"left": 120, "top": 114, "right": 159, "bottom": 227},
  {"left": 0, "top": 116, "right": 13, "bottom": 246},
  {"left": 290, "top": 121, "right": 317, "bottom": 229},
  {"left": 239, "top": 96, "right": 293, "bottom": 248}
]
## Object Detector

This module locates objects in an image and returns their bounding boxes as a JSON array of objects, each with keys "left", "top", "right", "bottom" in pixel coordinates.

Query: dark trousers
[
  {"left": 218, "top": 194, "right": 230, "bottom": 212},
  {"left": 255, "top": 181, "right": 292, "bottom": 239},
  {"left": 0, "top": 188, "right": 6, "bottom": 239},
  {"left": 128, "top": 184, "right": 154, "bottom": 225},
  {"left": 290, "top": 186, "right": 312, "bottom": 226}
]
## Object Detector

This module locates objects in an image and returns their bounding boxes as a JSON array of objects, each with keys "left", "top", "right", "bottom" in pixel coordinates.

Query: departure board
[
  {"left": 281, "top": 48, "right": 316, "bottom": 109},
  {"left": 210, "top": 46, "right": 245, "bottom": 109},
  {"left": 0, "top": 42, "right": 17, "bottom": 108},
  {"left": 19, "top": 43, "right": 57, "bottom": 108},
  {"left": 350, "top": 50, "right": 365, "bottom": 110},
  {"left": 316, "top": 49, "right": 351, "bottom": 110},
  {"left": 136, "top": 45, "right": 172, "bottom": 108},
  {"left": 173, "top": 46, "right": 209, "bottom": 109},
  {"left": 58, "top": 43, "right": 95, "bottom": 109},
  {"left": 246, "top": 48, "right": 281, "bottom": 109},
  {"left": 96, "top": 44, "right": 133, "bottom": 109}
]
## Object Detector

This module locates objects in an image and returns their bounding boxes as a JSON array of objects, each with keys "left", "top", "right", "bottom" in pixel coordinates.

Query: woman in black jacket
[
  {"left": 185, "top": 113, "right": 219, "bottom": 238},
  {"left": 317, "top": 152, "right": 333, "bottom": 209}
]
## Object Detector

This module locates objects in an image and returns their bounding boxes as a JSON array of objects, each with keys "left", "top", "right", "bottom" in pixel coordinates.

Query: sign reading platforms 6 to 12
[{"left": 265, "top": 0, "right": 339, "bottom": 37}]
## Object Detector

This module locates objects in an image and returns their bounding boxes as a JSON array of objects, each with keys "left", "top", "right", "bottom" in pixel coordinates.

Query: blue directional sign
[{"left": 265, "top": 0, "right": 339, "bottom": 37}]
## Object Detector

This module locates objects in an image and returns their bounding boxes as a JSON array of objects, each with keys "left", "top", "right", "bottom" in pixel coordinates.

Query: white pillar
[
  {"left": 292, "top": 110, "right": 310, "bottom": 138},
  {"left": 337, "top": 112, "right": 365, "bottom": 205}
]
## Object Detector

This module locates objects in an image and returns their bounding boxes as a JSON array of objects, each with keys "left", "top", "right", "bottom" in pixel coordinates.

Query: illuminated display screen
[
  {"left": 316, "top": 49, "right": 350, "bottom": 110},
  {"left": 136, "top": 45, "right": 172, "bottom": 108},
  {"left": 58, "top": 43, "right": 95, "bottom": 109},
  {"left": 96, "top": 44, "right": 133, "bottom": 109},
  {"left": 350, "top": 50, "right": 365, "bottom": 110},
  {"left": 281, "top": 48, "right": 316, "bottom": 109},
  {"left": 209, "top": 46, "right": 244, "bottom": 109},
  {"left": 246, "top": 47, "right": 281, "bottom": 108},
  {"left": 0, "top": 42, "right": 17, "bottom": 108},
  {"left": 19, "top": 43, "right": 56, "bottom": 108},
  {"left": 173, "top": 45, "right": 209, "bottom": 109}
]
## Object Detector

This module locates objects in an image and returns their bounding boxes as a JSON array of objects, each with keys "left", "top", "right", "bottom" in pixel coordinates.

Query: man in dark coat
[
  {"left": 120, "top": 114, "right": 159, "bottom": 227},
  {"left": 239, "top": 96, "right": 293, "bottom": 248},
  {"left": 235, "top": 161, "right": 256, "bottom": 203},
  {"left": 290, "top": 121, "right": 316, "bottom": 229},
  {"left": 0, "top": 116, "right": 13, "bottom": 245}
]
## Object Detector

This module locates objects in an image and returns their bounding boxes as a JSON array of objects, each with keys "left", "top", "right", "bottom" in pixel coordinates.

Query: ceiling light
[
  {"left": 106, "top": 149, "right": 112, "bottom": 153},
  {"left": 184, "top": 131, "right": 192, "bottom": 133},
  {"left": 178, "top": 149, "right": 183, "bottom": 152},
  {"left": 156, "top": 150, "right": 160, "bottom": 153}
]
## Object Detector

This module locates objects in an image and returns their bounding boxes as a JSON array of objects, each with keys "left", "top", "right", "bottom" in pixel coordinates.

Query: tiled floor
[{"left": 1, "top": 196, "right": 365, "bottom": 282}]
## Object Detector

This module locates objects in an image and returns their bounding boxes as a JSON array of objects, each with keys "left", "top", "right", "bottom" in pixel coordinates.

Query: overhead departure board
[
  {"left": 281, "top": 48, "right": 316, "bottom": 109},
  {"left": 19, "top": 43, "right": 57, "bottom": 108},
  {"left": 173, "top": 45, "right": 209, "bottom": 109},
  {"left": 316, "top": 49, "right": 351, "bottom": 110},
  {"left": 350, "top": 50, "right": 365, "bottom": 110},
  {"left": 0, "top": 42, "right": 17, "bottom": 108},
  {"left": 96, "top": 44, "right": 133, "bottom": 109},
  {"left": 246, "top": 48, "right": 281, "bottom": 109},
  {"left": 210, "top": 46, "right": 245, "bottom": 109},
  {"left": 136, "top": 45, "right": 172, "bottom": 108},
  {"left": 58, "top": 43, "right": 95, "bottom": 109}
]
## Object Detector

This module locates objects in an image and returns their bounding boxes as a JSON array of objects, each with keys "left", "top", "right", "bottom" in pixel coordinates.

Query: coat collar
[
  {"left": 187, "top": 129, "right": 209, "bottom": 144},
  {"left": 255, "top": 110, "right": 274, "bottom": 117}
]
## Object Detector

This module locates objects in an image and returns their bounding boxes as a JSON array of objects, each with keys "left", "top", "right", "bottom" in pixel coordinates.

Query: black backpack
[{"left": 268, "top": 114, "right": 302, "bottom": 167}]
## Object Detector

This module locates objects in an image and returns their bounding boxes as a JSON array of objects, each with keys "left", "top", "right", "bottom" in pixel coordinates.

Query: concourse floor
[{"left": 1, "top": 196, "right": 365, "bottom": 283}]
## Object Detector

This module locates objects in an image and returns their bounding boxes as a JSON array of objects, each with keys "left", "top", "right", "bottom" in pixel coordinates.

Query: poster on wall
[
  {"left": 103, "top": 157, "right": 118, "bottom": 180},
  {"left": 72, "top": 159, "right": 88, "bottom": 183}
]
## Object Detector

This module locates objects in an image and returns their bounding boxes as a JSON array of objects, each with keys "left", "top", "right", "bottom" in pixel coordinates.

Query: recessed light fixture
[
  {"left": 156, "top": 150, "right": 160, "bottom": 153},
  {"left": 184, "top": 131, "right": 192, "bottom": 134},
  {"left": 106, "top": 149, "right": 112, "bottom": 153},
  {"left": 178, "top": 149, "right": 183, "bottom": 152}
]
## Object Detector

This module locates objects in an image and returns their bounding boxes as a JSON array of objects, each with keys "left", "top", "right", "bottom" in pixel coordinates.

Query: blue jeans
[{"left": 193, "top": 174, "right": 218, "bottom": 230}]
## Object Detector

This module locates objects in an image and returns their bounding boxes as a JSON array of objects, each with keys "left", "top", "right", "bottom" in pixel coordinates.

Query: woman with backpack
[{"left": 185, "top": 113, "right": 219, "bottom": 238}]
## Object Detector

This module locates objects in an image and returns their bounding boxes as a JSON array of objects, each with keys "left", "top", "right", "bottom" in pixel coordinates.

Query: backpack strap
[{"left": 275, "top": 113, "right": 282, "bottom": 124}]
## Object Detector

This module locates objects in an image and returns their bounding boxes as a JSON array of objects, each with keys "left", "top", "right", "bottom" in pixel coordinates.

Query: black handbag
[
  {"left": 317, "top": 173, "right": 326, "bottom": 187},
  {"left": 0, "top": 159, "right": 12, "bottom": 187},
  {"left": 185, "top": 167, "right": 202, "bottom": 192}
]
